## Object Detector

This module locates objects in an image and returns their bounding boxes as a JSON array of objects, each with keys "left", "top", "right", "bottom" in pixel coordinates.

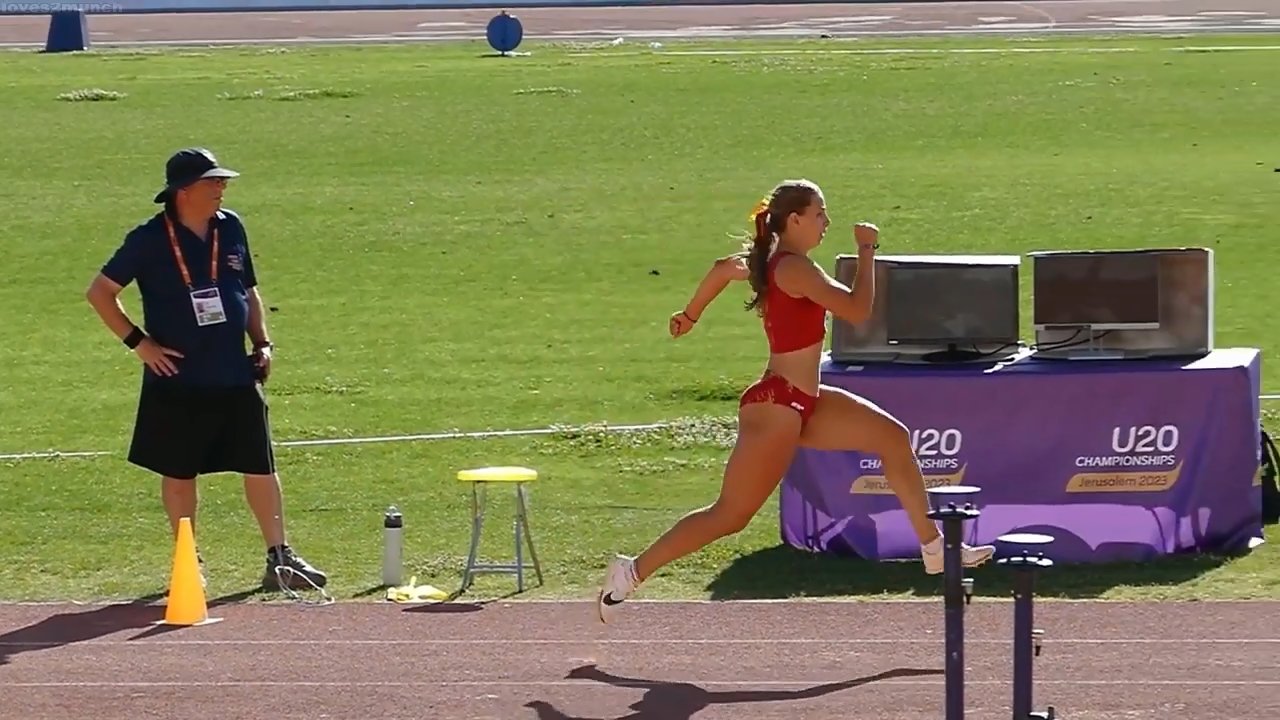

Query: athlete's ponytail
[
  {"left": 744, "top": 206, "right": 773, "bottom": 314},
  {"left": 742, "top": 181, "right": 820, "bottom": 315}
]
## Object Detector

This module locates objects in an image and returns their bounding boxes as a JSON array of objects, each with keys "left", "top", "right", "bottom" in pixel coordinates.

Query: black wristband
[{"left": 123, "top": 325, "right": 145, "bottom": 350}]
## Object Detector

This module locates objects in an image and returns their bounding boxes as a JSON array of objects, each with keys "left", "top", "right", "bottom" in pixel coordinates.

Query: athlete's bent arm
[
  {"left": 774, "top": 249, "right": 875, "bottom": 326},
  {"left": 683, "top": 253, "right": 749, "bottom": 321}
]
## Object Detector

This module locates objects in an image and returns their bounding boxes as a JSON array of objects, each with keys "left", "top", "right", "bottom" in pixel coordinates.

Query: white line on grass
[
  {"left": 274, "top": 421, "right": 671, "bottom": 447},
  {"left": 568, "top": 44, "right": 1280, "bottom": 58},
  {"left": 6, "top": 391, "right": 1280, "bottom": 462},
  {"left": 0, "top": 421, "right": 674, "bottom": 461},
  {"left": 0, "top": 450, "right": 115, "bottom": 460}
]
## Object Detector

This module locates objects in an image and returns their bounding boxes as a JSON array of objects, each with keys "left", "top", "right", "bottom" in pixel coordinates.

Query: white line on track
[
  {"left": 2, "top": 22, "right": 1279, "bottom": 49},
  {"left": 7, "top": 597, "right": 1278, "bottom": 607},
  {"left": 4, "top": 680, "right": 1278, "bottom": 688},
  {"left": 3, "top": 638, "right": 1278, "bottom": 646}
]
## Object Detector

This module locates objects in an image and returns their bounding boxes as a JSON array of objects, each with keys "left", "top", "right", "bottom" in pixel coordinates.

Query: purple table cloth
[{"left": 778, "top": 347, "right": 1265, "bottom": 564}]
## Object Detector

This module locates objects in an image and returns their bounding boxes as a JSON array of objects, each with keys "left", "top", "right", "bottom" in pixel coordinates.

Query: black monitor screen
[
  {"left": 886, "top": 264, "right": 1019, "bottom": 344},
  {"left": 1033, "top": 252, "right": 1160, "bottom": 327}
]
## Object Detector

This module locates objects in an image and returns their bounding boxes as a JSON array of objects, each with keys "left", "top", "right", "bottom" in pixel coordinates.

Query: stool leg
[
  {"left": 462, "top": 482, "right": 485, "bottom": 593},
  {"left": 516, "top": 483, "right": 543, "bottom": 587},
  {"left": 514, "top": 485, "right": 525, "bottom": 593}
]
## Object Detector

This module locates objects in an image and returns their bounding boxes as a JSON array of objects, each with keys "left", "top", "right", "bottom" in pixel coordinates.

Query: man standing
[{"left": 85, "top": 147, "right": 327, "bottom": 592}]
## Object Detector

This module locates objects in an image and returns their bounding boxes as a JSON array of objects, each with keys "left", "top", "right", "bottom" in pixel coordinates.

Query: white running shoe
[
  {"left": 922, "top": 539, "right": 995, "bottom": 575},
  {"left": 596, "top": 554, "right": 639, "bottom": 624}
]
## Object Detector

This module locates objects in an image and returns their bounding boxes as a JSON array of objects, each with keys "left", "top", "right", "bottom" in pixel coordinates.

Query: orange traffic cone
[{"left": 155, "top": 517, "right": 222, "bottom": 627}]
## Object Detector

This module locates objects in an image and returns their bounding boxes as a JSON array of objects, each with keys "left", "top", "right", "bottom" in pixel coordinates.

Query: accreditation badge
[{"left": 191, "top": 287, "right": 228, "bottom": 327}]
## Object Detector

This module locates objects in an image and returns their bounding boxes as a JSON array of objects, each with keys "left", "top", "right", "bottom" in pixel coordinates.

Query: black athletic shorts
[{"left": 127, "top": 380, "right": 276, "bottom": 480}]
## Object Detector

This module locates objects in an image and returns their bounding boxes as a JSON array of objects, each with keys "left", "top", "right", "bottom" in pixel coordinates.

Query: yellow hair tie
[{"left": 747, "top": 196, "right": 769, "bottom": 222}]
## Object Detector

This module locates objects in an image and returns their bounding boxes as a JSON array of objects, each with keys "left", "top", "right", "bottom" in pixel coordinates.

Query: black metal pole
[
  {"left": 926, "top": 488, "right": 981, "bottom": 720},
  {"left": 942, "top": 513, "right": 965, "bottom": 720},
  {"left": 1011, "top": 562, "right": 1035, "bottom": 719},
  {"left": 995, "top": 533, "right": 1056, "bottom": 720}
]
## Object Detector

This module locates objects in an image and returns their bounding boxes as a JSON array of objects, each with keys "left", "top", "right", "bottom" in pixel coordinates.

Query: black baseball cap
[{"left": 153, "top": 147, "right": 240, "bottom": 203}]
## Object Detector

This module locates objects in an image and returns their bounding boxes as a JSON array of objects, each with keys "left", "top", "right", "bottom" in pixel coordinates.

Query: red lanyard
[{"left": 164, "top": 215, "right": 219, "bottom": 289}]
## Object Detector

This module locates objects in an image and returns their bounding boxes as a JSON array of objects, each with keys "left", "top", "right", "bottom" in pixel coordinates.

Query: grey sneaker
[{"left": 263, "top": 545, "right": 328, "bottom": 590}]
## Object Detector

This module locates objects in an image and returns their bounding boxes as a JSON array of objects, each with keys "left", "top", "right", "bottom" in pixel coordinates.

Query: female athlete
[{"left": 597, "top": 178, "right": 994, "bottom": 624}]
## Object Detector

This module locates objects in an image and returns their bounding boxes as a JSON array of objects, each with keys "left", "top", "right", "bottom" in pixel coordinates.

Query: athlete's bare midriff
[{"left": 763, "top": 341, "right": 824, "bottom": 395}]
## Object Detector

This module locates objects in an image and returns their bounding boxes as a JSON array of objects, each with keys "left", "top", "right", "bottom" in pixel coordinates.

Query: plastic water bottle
[{"left": 382, "top": 506, "right": 403, "bottom": 587}]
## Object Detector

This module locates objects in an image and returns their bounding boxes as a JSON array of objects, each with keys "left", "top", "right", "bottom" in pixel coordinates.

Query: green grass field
[{"left": 1, "top": 34, "right": 1277, "bottom": 604}]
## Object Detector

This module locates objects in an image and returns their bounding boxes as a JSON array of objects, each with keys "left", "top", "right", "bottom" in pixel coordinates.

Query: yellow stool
[{"left": 457, "top": 465, "right": 544, "bottom": 593}]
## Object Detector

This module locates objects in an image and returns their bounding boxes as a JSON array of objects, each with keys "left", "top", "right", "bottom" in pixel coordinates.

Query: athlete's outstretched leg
[
  {"left": 798, "top": 385, "right": 994, "bottom": 574},
  {"left": 597, "top": 403, "right": 802, "bottom": 623}
]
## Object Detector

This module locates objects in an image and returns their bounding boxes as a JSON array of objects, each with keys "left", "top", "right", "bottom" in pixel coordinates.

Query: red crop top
[{"left": 762, "top": 251, "right": 827, "bottom": 353}]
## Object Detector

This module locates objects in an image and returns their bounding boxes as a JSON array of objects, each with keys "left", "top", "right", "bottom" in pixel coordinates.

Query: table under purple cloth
[{"left": 778, "top": 347, "right": 1265, "bottom": 564}]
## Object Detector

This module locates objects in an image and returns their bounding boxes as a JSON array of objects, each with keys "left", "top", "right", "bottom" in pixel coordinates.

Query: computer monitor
[
  {"left": 829, "top": 254, "right": 1025, "bottom": 365},
  {"left": 885, "top": 264, "right": 1020, "bottom": 345},
  {"left": 1032, "top": 251, "right": 1161, "bottom": 330},
  {"left": 1028, "top": 248, "right": 1212, "bottom": 360}
]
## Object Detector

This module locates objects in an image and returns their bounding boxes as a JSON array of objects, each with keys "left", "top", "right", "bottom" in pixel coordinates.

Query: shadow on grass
[{"left": 704, "top": 544, "right": 1246, "bottom": 601}]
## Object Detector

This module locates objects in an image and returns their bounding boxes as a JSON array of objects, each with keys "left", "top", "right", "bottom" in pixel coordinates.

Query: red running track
[
  {"left": 1, "top": 0, "right": 1279, "bottom": 46},
  {"left": 2, "top": 599, "right": 1278, "bottom": 719}
]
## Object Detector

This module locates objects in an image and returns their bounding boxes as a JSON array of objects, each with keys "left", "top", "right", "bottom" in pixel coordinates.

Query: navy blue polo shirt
[{"left": 101, "top": 208, "right": 260, "bottom": 388}]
